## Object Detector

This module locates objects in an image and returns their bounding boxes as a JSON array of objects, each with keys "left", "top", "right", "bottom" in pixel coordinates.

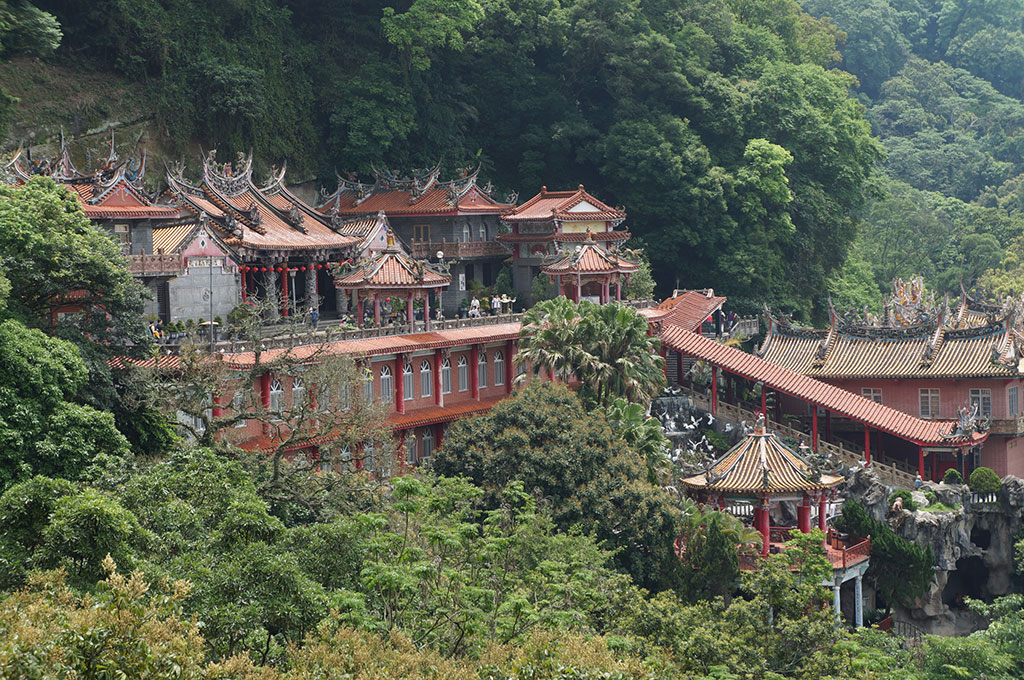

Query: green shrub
[
  {"left": 889, "top": 489, "right": 918, "bottom": 512},
  {"left": 969, "top": 467, "right": 1001, "bottom": 494},
  {"left": 923, "top": 490, "right": 937, "bottom": 505},
  {"left": 943, "top": 468, "right": 964, "bottom": 485}
]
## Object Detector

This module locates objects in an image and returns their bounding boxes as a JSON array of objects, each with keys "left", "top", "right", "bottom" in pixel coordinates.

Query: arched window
[
  {"left": 380, "top": 365, "right": 393, "bottom": 402},
  {"left": 339, "top": 445, "right": 353, "bottom": 471},
  {"left": 457, "top": 356, "right": 469, "bottom": 392},
  {"left": 269, "top": 378, "right": 284, "bottom": 413},
  {"left": 232, "top": 389, "right": 248, "bottom": 427},
  {"left": 494, "top": 350, "right": 505, "bottom": 386},
  {"left": 420, "top": 360, "right": 432, "bottom": 398},
  {"left": 339, "top": 382, "right": 351, "bottom": 410},
  {"left": 478, "top": 351, "right": 488, "bottom": 389},
  {"left": 478, "top": 224, "right": 486, "bottom": 241},
  {"left": 462, "top": 224, "right": 471, "bottom": 242},
  {"left": 422, "top": 428, "right": 434, "bottom": 459},
  {"left": 405, "top": 433, "right": 418, "bottom": 464},
  {"left": 291, "top": 376, "right": 305, "bottom": 407},
  {"left": 441, "top": 358, "right": 452, "bottom": 394},
  {"left": 403, "top": 362, "right": 414, "bottom": 400},
  {"left": 361, "top": 366, "right": 373, "bottom": 403}
]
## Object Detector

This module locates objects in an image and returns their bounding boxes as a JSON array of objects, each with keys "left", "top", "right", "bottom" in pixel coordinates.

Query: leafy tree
[
  {"left": 432, "top": 381, "right": 685, "bottom": 592},
  {"left": 969, "top": 466, "right": 1001, "bottom": 494},
  {"left": 622, "top": 247, "right": 656, "bottom": 300}
]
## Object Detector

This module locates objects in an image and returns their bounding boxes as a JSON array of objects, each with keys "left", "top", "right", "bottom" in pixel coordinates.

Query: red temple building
[
  {"left": 540, "top": 234, "right": 638, "bottom": 303},
  {"left": 498, "top": 185, "right": 630, "bottom": 300},
  {"left": 758, "top": 279, "right": 1022, "bottom": 478},
  {"left": 318, "top": 166, "right": 511, "bottom": 314}
]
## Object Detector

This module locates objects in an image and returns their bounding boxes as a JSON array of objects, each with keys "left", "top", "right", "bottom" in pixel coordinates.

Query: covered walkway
[{"left": 660, "top": 325, "right": 987, "bottom": 484}]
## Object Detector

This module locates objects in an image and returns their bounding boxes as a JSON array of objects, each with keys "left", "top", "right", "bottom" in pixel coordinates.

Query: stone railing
[
  {"left": 729, "top": 317, "right": 760, "bottom": 339},
  {"left": 127, "top": 253, "right": 183, "bottom": 276},
  {"left": 411, "top": 240, "right": 508, "bottom": 259},
  {"left": 676, "top": 384, "right": 917, "bottom": 489},
  {"left": 162, "top": 312, "right": 526, "bottom": 354},
  {"left": 989, "top": 416, "right": 1024, "bottom": 435}
]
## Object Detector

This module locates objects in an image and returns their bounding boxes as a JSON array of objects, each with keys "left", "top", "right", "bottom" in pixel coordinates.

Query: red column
[
  {"left": 812, "top": 407, "right": 818, "bottom": 452},
  {"left": 931, "top": 450, "right": 938, "bottom": 482},
  {"left": 424, "top": 292, "right": 431, "bottom": 331},
  {"left": 797, "top": 495, "right": 811, "bottom": 534},
  {"left": 864, "top": 425, "right": 871, "bottom": 465},
  {"left": 711, "top": 366, "right": 718, "bottom": 415},
  {"left": 212, "top": 394, "right": 224, "bottom": 418},
  {"left": 356, "top": 296, "right": 364, "bottom": 328},
  {"left": 470, "top": 344, "right": 480, "bottom": 400},
  {"left": 373, "top": 294, "right": 381, "bottom": 327},
  {"left": 241, "top": 269, "right": 248, "bottom": 302},
  {"left": 260, "top": 373, "right": 271, "bottom": 409},
  {"left": 505, "top": 340, "right": 515, "bottom": 393},
  {"left": 434, "top": 349, "right": 443, "bottom": 407},
  {"left": 754, "top": 503, "right": 770, "bottom": 556},
  {"left": 434, "top": 423, "right": 444, "bottom": 449},
  {"left": 818, "top": 493, "right": 827, "bottom": 532},
  {"left": 615, "top": 278, "right": 621, "bottom": 301},
  {"left": 280, "top": 268, "right": 289, "bottom": 317},
  {"left": 406, "top": 297, "right": 414, "bottom": 330},
  {"left": 395, "top": 354, "right": 405, "bottom": 415}
]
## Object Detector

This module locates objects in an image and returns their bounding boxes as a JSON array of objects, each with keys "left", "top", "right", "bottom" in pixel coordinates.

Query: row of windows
[
  {"left": 412, "top": 224, "right": 489, "bottom": 243},
  {"left": 861, "top": 386, "right": 1019, "bottom": 419},
  {"left": 317, "top": 429, "right": 438, "bottom": 472},
  {"left": 381, "top": 351, "right": 505, "bottom": 401}
]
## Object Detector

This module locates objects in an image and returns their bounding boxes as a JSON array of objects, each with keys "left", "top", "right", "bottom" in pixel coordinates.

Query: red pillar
[
  {"left": 812, "top": 406, "right": 819, "bottom": 452},
  {"left": 754, "top": 503, "right": 770, "bottom": 556},
  {"left": 761, "top": 385, "right": 767, "bottom": 421},
  {"left": 615, "top": 277, "right": 621, "bottom": 301},
  {"left": 818, "top": 493, "right": 827, "bottom": 532},
  {"left": 864, "top": 425, "right": 871, "bottom": 466},
  {"left": 434, "top": 349, "right": 443, "bottom": 407},
  {"left": 470, "top": 344, "right": 480, "bottom": 400},
  {"left": 406, "top": 296, "right": 414, "bottom": 330},
  {"left": 395, "top": 354, "right": 405, "bottom": 414},
  {"left": 711, "top": 366, "right": 718, "bottom": 415},
  {"left": 212, "top": 394, "right": 224, "bottom": 418},
  {"left": 260, "top": 373, "right": 271, "bottom": 409},
  {"left": 280, "top": 268, "right": 289, "bottom": 317},
  {"left": 434, "top": 423, "right": 444, "bottom": 449},
  {"left": 356, "top": 296, "right": 364, "bottom": 328},
  {"left": 505, "top": 340, "right": 515, "bottom": 393},
  {"left": 373, "top": 294, "right": 381, "bottom": 327},
  {"left": 240, "top": 269, "right": 248, "bottom": 302},
  {"left": 424, "top": 293, "right": 431, "bottom": 331},
  {"left": 931, "top": 450, "right": 938, "bottom": 482},
  {"left": 918, "top": 446, "right": 926, "bottom": 479},
  {"left": 797, "top": 495, "right": 811, "bottom": 534}
]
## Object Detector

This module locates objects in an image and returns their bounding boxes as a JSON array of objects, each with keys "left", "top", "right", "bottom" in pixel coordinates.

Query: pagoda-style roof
[
  {"left": 541, "top": 238, "right": 639, "bottom": 276},
  {"left": 317, "top": 164, "right": 511, "bottom": 218},
  {"left": 501, "top": 185, "right": 626, "bottom": 224},
  {"left": 3, "top": 131, "right": 180, "bottom": 221},
  {"left": 163, "top": 152, "right": 360, "bottom": 256},
  {"left": 682, "top": 422, "right": 844, "bottom": 496},
  {"left": 652, "top": 289, "right": 727, "bottom": 333},
  {"left": 334, "top": 231, "right": 450, "bottom": 290}
]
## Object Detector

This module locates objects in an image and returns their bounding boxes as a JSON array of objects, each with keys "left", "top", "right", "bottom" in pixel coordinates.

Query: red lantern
[
  {"left": 260, "top": 267, "right": 267, "bottom": 272},
  {"left": 300, "top": 266, "right": 306, "bottom": 271}
]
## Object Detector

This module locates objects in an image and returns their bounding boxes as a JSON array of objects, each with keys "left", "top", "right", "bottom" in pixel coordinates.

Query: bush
[
  {"left": 943, "top": 468, "right": 964, "bottom": 485},
  {"left": 969, "top": 466, "right": 1001, "bottom": 494},
  {"left": 923, "top": 490, "right": 937, "bottom": 505},
  {"left": 888, "top": 489, "right": 918, "bottom": 512}
]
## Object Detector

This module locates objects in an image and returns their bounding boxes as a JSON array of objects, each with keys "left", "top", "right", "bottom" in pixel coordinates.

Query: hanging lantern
[{"left": 260, "top": 267, "right": 267, "bottom": 272}]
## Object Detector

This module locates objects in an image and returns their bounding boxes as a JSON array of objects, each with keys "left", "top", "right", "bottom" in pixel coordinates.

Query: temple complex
[
  {"left": 540, "top": 234, "right": 638, "bottom": 303},
  {"left": 758, "top": 278, "right": 1024, "bottom": 477},
  {"left": 318, "top": 166, "right": 511, "bottom": 313},
  {"left": 498, "top": 185, "right": 630, "bottom": 299}
]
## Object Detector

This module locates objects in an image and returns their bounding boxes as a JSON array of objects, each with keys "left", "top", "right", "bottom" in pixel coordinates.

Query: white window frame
[
  {"left": 380, "top": 365, "right": 393, "bottom": 402},
  {"left": 494, "top": 351, "right": 505, "bottom": 386},
  {"left": 403, "top": 362, "right": 414, "bottom": 400},
  {"left": 420, "top": 360, "right": 432, "bottom": 398},
  {"left": 269, "top": 378, "right": 284, "bottom": 415},
  {"left": 422, "top": 429, "right": 434, "bottom": 459},
  {"left": 232, "top": 389, "right": 247, "bottom": 428},
  {"left": 478, "top": 224, "right": 486, "bottom": 241},
  {"left": 462, "top": 224, "right": 471, "bottom": 242},
  {"left": 362, "top": 367, "right": 373, "bottom": 403},
  {"left": 441, "top": 358, "right": 452, "bottom": 395},
  {"left": 291, "top": 376, "right": 305, "bottom": 408},
  {"left": 478, "top": 351, "right": 488, "bottom": 389},
  {"left": 919, "top": 388, "right": 940, "bottom": 419},
  {"left": 405, "top": 433, "right": 418, "bottom": 465},
  {"left": 1010, "top": 386, "right": 1020, "bottom": 418},
  {"left": 339, "top": 382, "right": 351, "bottom": 410},
  {"left": 969, "top": 388, "right": 992, "bottom": 417},
  {"left": 457, "top": 356, "right": 469, "bottom": 392},
  {"left": 861, "top": 387, "right": 882, "bottom": 404}
]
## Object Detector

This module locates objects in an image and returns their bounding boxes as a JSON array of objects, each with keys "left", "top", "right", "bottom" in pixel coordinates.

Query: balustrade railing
[
  {"left": 674, "top": 384, "right": 916, "bottom": 489},
  {"left": 128, "top": 253, "right": 183, "bottom": 276},
  {"left": 410, "top": 240, "right": 508, "bottom": 259}
]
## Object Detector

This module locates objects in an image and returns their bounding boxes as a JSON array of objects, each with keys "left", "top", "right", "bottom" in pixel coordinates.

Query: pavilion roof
[
  {"left": 660, "top": 323, "right": 989, "bottom": 448},
  {"left": 758, "top": 312, "right": 1021, "bottom": 379},
  {"left": 334, "top": 234, "right": 450, "bottom": 290},
  {"left": 501, "top": 185, "right": 625, "bottom": 223},
  {"left": 541, "top": 239, "right": 638, "bottom": 275},
  {"left": 655, "top": 289, "right": 727, "bottom": 333},
  {"left": 682, "top": 423, "right": 844, "bottom": 495},
  {"left": 163, "top": 153, "right": 360, "bottom": 255},
  {"left": 318, "top": 164, "right": 510, "bottom": 217}
]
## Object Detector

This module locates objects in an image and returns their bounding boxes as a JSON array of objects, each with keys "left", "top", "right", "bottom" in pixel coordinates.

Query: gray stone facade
[{"left": 167, "top": 263, "right": 238, "bottom": 323}]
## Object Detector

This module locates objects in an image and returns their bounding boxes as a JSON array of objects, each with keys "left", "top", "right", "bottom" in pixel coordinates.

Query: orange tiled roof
[
  {"left": 541, "top": 241, "right": 638, "bottom": 275},
  {"left": 152, "top": 223, "right": 198, "bottom": 253},
  {"left": 681, "top": 425, "right": 843, "bottom": 495},
  {"left": 660, "top": 323, "right": 987, "bottom": 448},
  {"left": 388, "top": 394, "right": 505, "bottom": 429},
  {"left": 656, "top": 290, "right": 727, "bottom": 333},
  {"left": 501, "top": 185, "right": 625, "bottom": 223},
  {"left": 758, "top": 315, "right": 1020, "bottom": 379},
  {"left": 220, "top": 322, "right": 521, "bottom": 370},
  {"left": 319, "top": 166, "right": 509, "bottom": 217},
  {"left": 335, "top": 243, "right": 450, "bottom": 289}
]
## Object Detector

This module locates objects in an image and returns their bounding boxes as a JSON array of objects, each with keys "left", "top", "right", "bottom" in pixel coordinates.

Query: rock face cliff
[{"left": 846, "top": 468, "right": 1024, "bottom": 635}]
